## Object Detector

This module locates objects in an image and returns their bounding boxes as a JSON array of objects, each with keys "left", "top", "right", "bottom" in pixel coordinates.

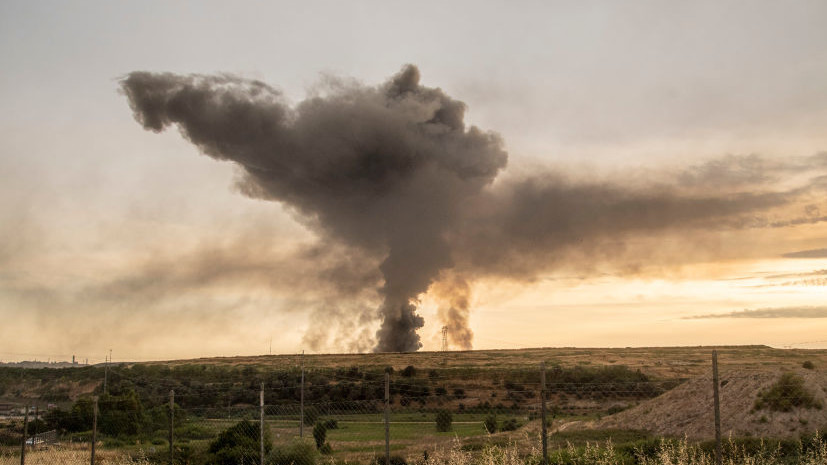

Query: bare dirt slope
[{"left": 561, "top": 368, "right": 827, "bottom": 439}]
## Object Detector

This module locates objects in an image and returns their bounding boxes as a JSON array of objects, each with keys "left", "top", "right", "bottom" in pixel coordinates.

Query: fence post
[
  {"left": 169, "top": 389, "right": 174, "bottom": 465},
  {"left": 300, "top": 354, "right": 305, "bottom": 438},
  {"left": 33, "top": 405, "right": 38, "bottom": 449},
  {"left": 260, "top": 382, "right": 265, "bottom": 465},
  {"left": 540, "top": 362, "right": 548, "bottom": 465},
  {"left": 712, "top": 350, "right": 722, "bottom": 465},
  {"left": 20, "top": 405, "right": 28, "bottom": 465},
  {"left": 384, "top": 372, "right": 390, "bottom": 465},
  {"left": 91, "top": 396, "right": 98, "bottom": 465}
]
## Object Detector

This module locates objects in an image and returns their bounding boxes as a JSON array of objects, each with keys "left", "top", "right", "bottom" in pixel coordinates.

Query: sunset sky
[{"left": 1, "top": 1, "right": 826, "bottom": 363}]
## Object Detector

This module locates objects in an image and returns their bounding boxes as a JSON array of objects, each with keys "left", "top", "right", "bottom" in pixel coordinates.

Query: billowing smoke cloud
[
  {"left": 121, "top": 65, "right": 827, "bottom": 352},
  {"left": 122, "top": 65, "right": 507, "bottom": 352},
  {"left": 431, "top": 273, "right": 473, "bottom": 350}
]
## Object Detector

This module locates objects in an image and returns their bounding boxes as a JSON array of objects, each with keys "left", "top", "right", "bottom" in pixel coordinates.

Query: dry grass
[
  {"left": 407, "top": 432, "right": 827, "bottom": 465},
  {"left": 155, "top": 346, "right": 827, "bottom": 379},
  {"left": 0, "top": 445, "right": 152, "bottom": 465}
]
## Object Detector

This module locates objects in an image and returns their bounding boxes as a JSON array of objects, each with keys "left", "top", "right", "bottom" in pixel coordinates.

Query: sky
[{"left": 1, "top": 0, "right": 826, "bottom": 363}]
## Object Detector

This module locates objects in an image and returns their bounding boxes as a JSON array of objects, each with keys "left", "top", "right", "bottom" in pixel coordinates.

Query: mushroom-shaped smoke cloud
[{"left": 122, "top": 65, "right": 507, "bottom": 352}]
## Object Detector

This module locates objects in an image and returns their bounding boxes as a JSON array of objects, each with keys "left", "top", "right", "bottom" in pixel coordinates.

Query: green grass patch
[{"left": 754, "top": 372, "right": 822, "bottom": 412}]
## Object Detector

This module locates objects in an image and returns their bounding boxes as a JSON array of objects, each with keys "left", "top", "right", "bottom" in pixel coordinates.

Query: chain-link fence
[{"left": 1, "top": 351, "right": 825, "bottom": 464}]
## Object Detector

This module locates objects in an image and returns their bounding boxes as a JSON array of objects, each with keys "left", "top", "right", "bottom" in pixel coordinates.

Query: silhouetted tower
[{"left": 441, "top": 326, "right": 448, "bottom": 351}]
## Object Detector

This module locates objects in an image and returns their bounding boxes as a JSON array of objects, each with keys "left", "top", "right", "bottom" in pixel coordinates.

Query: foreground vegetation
[{"left": 2, "top": 433, "right": 826, "bottom": 465}]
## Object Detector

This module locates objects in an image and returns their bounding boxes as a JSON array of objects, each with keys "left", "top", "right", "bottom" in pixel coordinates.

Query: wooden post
[
  {"left": 300, "top": 353, "right": 305, "bottom": 438},
  {"left": 712, "top": 350, "right": 722, "bottom": 465},
  {"left": 260, "top": 383, "right": 265, "bottom": 465},
  {"left": 20, "top": 405, "right": 28, "bottom": 465},
  {"left": 33, "top": 405, "right": 39, "bottom": 449},
  {"left": 384, "top": 372, "right": 390, "bottom": 465},
  {"left": 540, "top": 362, "right": 548, "bottom": 465},
  {"left": 169, "top": 390, "right": 174, "bottom": 465},
  {"left": 91, "top": 396, "right": 98, "bottom": 465}
]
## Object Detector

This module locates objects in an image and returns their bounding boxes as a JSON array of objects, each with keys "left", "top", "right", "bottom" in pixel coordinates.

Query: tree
[
  {"left": 312, "top": 422, "right": 327, "bottom": 450},
  {"left": 435, "top": 410, "right": 452, "bottom": 432},
  {"left": 208, "top": 420, "right": 271, "bottom": 465}
]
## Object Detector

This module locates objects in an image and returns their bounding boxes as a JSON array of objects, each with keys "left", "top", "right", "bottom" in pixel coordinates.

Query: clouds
[
  {"left": 783, "top": 248, "right": 827, "bottom": 259},
  {"left": 687, "top": 307, "right": 827, "bottom": 319}
]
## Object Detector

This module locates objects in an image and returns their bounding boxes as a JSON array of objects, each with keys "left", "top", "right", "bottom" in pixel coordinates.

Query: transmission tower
[{"left": 441, "top": 326, "right": 448, "bottom": 351}]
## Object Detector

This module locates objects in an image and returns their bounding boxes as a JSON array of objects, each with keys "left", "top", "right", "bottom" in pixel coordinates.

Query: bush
[
  {"left": 754, "top": 372, "right": 822, "bottom": 412},
  {"left": 401, "top": 365, "right": 416, "bottom": 377},
  {"left": 209, "top": 419, "right": 271, "bottom": 465},
  {"left": 312, "top": 422, "right": 327, "bottom": 450},
  {"left": 372, "top": 455, "right": 407, "bottom": 465},
  {"left": 803, "top": 361, "right": 815, "bottom": 370},
  {"left": 435, "top": 410, "right": 452, "bottom": 432},
  {"left": 267, "top": 438, "right": 318, "bottom": 465},
  {"left": 484, "top": 414, "right": 497, "bottom": 433},
  {"left": 500, "top": 419, "right": 520, "bottom": 431}
]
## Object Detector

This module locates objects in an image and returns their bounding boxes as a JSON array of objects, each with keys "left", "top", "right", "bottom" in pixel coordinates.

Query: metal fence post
[
  {"left": 20, "top": 405, "right": 28, "bottom": 465},
  {"left": 33, "top": 405, "right": 38, "bottom": 450},
  {"left": 91, "top": 396, "right": 98, "bottom": 465},
  {"left": 384, "top": 372, "right": 390, "bottom": 465},
  {"left": 260, "top": 382, "right": 265, "bottom": 465},
  {"left": 169, "top": 389, "right": 174, "bottom": 465},
  {"left": 712, "top": 350, "right": 722, "bottom": 465},
  {"left": 300, "top": 354, "right": 305, "bottom": 438},
  {"left": 540, "top": 362, "right": 548, "bottom": 465}
]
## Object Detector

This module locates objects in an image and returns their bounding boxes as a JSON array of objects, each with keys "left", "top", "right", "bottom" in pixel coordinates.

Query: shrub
[
  {"left": 803, "top": 361, "right": 815, "bottom": 370},
  {"left": 267, "top": 438, "right": 318, "bottom": 465},
  {"left": 372, "top": 455, "right": 407, "bottom": 465},
  {"left": 435, "top": 410, "right": 452, "bottom": 432},
  {"left": 401, "top": 365, "right": 416, "bottom": 377},
  {"left": 500, "top": 419, "right": 520, "bottom": 431},
  {"left": 312, "top": 422, "right": 327, "bottom": 450},
  {"left": 754, "top": 372, "right": 822, "bottom": 412},
  {"left": 484, "top": 414, "right": 497, "bottom": 433},
  {"left": 209, "top": 419, "right": 271, "bottom": 465}
]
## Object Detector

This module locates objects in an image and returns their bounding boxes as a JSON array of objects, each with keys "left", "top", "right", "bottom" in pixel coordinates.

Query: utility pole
[
  {"left": 441, "top": 326, "right": 448, "bottom": 352},
  {"left": 103, "top": 349, "right": 111, "bottom": 395}
]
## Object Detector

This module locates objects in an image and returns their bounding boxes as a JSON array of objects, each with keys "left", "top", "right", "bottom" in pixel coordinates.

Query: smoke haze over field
[{"left": 121, "top": 65, "right": 827, "bottom": 352}]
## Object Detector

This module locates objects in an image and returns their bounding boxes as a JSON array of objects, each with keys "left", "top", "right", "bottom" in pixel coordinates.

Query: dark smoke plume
[
  {"left": 121, "top": 66, "right": 827, "bottom": 352},
  {"left": 121, "top": 65, "right": 507, "bottom": 352}
]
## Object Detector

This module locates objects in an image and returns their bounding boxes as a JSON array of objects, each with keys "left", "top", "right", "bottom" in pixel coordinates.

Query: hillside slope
[{"left": 562, "top": 368, "right": 827, "bottom": 439}]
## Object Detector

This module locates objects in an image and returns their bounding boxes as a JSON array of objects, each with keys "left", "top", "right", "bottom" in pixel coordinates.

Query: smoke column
[
  {"left": 121, "top": 65, "right": 507, "bottom": 352},
  {"left": 121, "top": 65, "right": 825, "bottom": 352}
]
